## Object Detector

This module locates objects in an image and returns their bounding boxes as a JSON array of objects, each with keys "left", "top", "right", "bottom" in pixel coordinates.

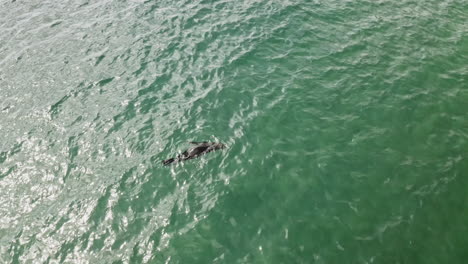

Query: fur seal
[{"left": 163, "top": 141, "right": 225, "bottom": 165}]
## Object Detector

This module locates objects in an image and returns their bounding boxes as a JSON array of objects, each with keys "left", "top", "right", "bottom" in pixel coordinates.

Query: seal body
[{"left": 163, "top": 142, "right": 225, "bottom": 165}]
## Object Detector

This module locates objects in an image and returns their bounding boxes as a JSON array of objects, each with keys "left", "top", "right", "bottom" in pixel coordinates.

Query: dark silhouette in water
[{"left": 163, "top": 141, "right": 226, "bottom": 165}]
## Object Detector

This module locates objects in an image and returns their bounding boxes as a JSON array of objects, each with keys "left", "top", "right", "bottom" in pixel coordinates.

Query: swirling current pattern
[{"left": 0, "top": 0, "right": 467, "bottom": 263}]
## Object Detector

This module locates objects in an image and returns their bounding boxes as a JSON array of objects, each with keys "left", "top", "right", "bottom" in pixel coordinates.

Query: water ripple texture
[{"left": 1, "top": 0, "right": 467, "bottom": 263}]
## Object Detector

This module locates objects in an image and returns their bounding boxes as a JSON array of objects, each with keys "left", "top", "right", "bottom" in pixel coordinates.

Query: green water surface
[{"left": 0, "top": 0, "right": 467, "bottom": 263}]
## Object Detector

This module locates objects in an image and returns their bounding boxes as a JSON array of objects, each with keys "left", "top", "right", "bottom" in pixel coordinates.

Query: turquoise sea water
[{"left": 1, "top": 0, "right": 468, "bottom": 263}]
